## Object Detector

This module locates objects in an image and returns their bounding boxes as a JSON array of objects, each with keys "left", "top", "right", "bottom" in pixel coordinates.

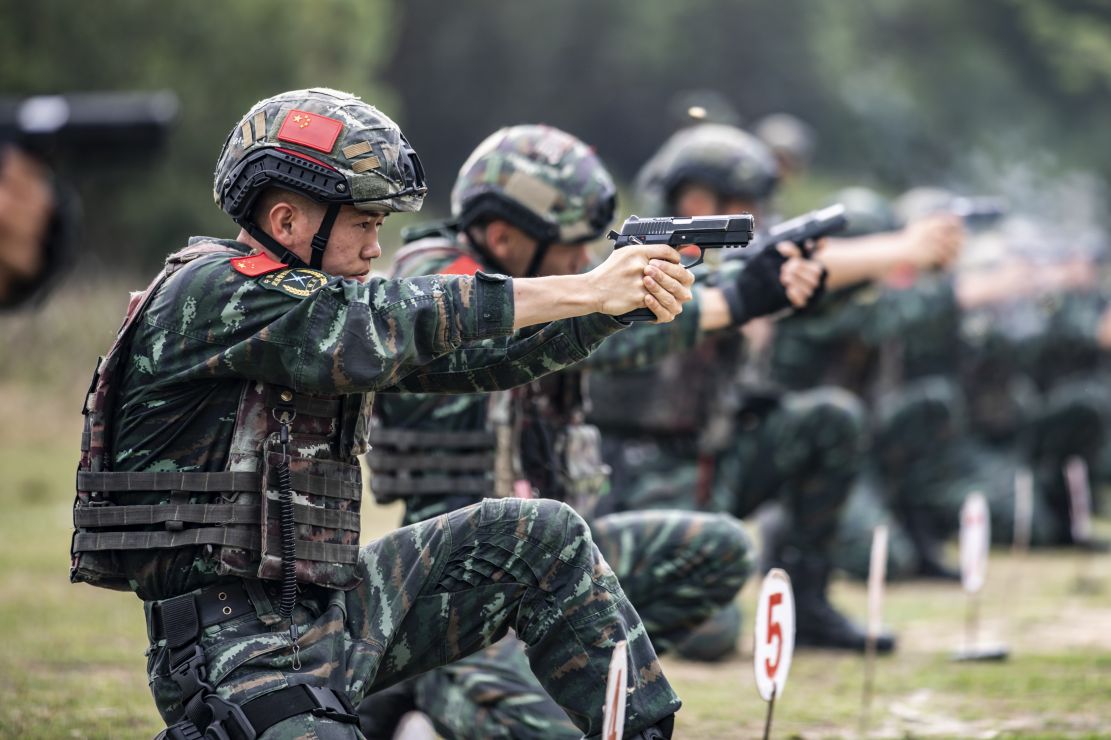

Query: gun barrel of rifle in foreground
[
  {"left": 608, "top": 213, "right": 755, "bottom": 322},
  {"left": 0, "top": 90, "right": 179, "bottom": 161}
]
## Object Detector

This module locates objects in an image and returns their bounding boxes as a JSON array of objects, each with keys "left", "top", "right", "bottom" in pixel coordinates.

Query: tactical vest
[
  {"left": 368, "top": 238, "right": 608, "bottom": 513},
  {"left": 586, "top": 331, "right": 746, "bottom": 437},
  {"left": 71, "top": 242, "right": 366, "bottom": 593}
]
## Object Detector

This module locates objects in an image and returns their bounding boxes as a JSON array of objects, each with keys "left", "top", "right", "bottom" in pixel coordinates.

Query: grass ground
[{"left": 1, "top": 281, "right": 1109, "bottom": 738}]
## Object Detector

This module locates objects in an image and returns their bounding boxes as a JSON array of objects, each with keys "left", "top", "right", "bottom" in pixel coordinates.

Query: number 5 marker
[{"left": 754, "top": 568, "right": 795, "bottom": 739}]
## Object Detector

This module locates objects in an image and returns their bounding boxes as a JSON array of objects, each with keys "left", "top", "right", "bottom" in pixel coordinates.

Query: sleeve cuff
[
  {"left": 719, "top": 281, "right": 749, "bottom": 326},
  {"left": 571, "top": 312, "right": 629, "bottom": 358},
  {"left": 464, "top": 271, "right": 515, "bottom": 341}
]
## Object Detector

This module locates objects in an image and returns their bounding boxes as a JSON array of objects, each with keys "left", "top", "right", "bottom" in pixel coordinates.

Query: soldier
[
  {"left": 752, "top": 112, "right": 815, "bottom": 184},
  {"left": 70, "top": 89, "right": 696, "bottom": 740},
  {"left": 358, "top": 124, "right": 824, "bottom": 739},
  {"left": 772, "top": 187, "right": 980, "bottom": 579},
  {"left": 0, "top": 145, "right": 57, "bottom": 307},
  {"left": 585, "top": 124, "right": 968, "bottom": 655}
]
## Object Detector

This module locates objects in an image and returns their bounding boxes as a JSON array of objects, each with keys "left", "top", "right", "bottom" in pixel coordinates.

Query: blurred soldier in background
[
  {"left": 0, "top": 146, "right": 58, "bottom": 308},
  {"left": 359, "top": 123, "right": 823, "bottom": 739},
  {"left": 585, "top": 123, "right": 960, "bottom": 656},
  {"left": 70, "top": 88, "right": 698, "bottom": 740},
  {"left": 957, "top": 214, "right": 1111, "bottom": 549},
  {"left": 773, "top": 187, "right": 981, "bottom": 579},
  {"left": 753, "top": 113, "right": 815, "bottom": 184}
]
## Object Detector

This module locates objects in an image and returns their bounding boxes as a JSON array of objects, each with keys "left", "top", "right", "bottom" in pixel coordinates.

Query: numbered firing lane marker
[
  {"left": 960, "top": 492, "right": 990, "bottom": 595},
  {"left": 603, "top": 640, "right": 628, "bottom": 740},
  {"left": 754, "top": 568, "right": 796, "bottom": 703}
]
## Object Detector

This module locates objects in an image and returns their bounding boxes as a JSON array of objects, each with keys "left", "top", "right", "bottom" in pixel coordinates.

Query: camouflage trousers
[
  {"left": 596, "top": 387, "right": 864, "bottom": 659},
  {"left": 358, "top": 510, "right": 751, "bottom": 739},
  {"left": 834, "top": 375, "right": 1108, "bottom": 579},
  {"left": 144, "top": 498, "right": 680, "bottom": 739},
  {"left": 599, "top": 386, "right": 865, "bottom": 558}
]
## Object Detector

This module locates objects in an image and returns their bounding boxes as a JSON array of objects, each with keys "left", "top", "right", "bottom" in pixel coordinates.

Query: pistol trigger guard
[{"left": 681, "top": 249, "right": 705, "bottom": 269}]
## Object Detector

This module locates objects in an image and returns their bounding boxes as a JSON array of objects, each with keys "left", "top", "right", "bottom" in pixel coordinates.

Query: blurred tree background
[{"left": 2, "top": 0, "right": 1110, "bottom": 269}]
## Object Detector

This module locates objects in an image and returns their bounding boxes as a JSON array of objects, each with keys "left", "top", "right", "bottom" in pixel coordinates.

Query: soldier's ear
[{"left": 264, "top": 201, "right": 297, "bottom": 240}]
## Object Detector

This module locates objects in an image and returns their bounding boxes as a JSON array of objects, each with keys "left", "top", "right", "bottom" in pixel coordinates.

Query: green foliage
[{"left": 0, "top": 0, "right": 397, "bottom": 268}]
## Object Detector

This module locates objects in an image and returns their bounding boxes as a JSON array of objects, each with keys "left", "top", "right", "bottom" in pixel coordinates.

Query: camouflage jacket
[
  {"left": 770, "top": 274, "right": 959, "bottom": 396},
  {"left": 372, "top": 234, "right": 727, "bottom": 525},
  {"left": 104, "top": 236, "right": 626, "bottom": 599}
]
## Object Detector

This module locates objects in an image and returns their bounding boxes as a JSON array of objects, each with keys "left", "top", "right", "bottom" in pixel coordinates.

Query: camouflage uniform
[
  {"left": 585, "top": 124, "right": 878, "bottom": 656},
  {"left": 962, "top": 282, "right": 1110, "bottom": 546},
  {"left": 359, "top": 126, "right": 746, "bottom": 738},
  {"left": 771, "top": 269, "right": 986, "bottom": 578},
  {"left": 71, "top": 92, "right": 681, "bottom": 739}
]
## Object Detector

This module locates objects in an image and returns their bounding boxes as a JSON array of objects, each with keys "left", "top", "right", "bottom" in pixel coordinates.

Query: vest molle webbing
[{"left": 71, "top": 242, "right": 365, "bottom": 592}]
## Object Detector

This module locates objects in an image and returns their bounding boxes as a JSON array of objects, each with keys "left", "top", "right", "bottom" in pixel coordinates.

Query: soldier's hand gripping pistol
[{"left": 608, "top": 213, "right": 755, "bottom": 321}]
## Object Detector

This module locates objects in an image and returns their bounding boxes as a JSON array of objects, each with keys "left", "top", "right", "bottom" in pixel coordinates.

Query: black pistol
[{"left": 608, "top": 213, "right": 755, "bottom": 322}]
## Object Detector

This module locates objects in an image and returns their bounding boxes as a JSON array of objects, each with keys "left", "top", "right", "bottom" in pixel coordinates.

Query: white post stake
[{"left": 602, "top": 640, "right": 628, "bottom": 740}]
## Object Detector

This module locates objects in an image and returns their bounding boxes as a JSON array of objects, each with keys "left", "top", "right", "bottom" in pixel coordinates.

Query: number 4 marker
[{"left": 603, "top": 640, "right": 628, "bottom": 740}]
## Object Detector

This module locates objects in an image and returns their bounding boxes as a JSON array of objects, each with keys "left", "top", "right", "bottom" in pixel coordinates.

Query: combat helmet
[
  {"left": 635, "top": 123, "right": 779, "bottom": 216},
  {"left": 450, "top": 124, "right": 616, "bottom": 276},
  {"left": 753, "top": 113, "right": 816, "bottom": 172},
  {"left": 213, "top": 87, "right": 427, "bottom": 269},
  {"left": 827, "top": 186, "right": 899, "bottom": 237}
]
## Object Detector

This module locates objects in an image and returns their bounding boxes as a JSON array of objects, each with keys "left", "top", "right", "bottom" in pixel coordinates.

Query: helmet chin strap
[
  {"left": 238, "top": 202, "right": 341, "bottom": 271},
  {"left": 523, "top": 241, "right": 550, "bottom": 278}
]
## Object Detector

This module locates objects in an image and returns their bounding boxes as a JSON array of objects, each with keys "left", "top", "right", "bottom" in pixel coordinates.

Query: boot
[
  {"left": 776, "top": 547, "right": 896, "bottom": 653},
  {"left": 357, "top": 680, "right": 418, "bottom": 740}
]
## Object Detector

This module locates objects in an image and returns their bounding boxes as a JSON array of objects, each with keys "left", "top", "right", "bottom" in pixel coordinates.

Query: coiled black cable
[{"left": 277, "top": 427, "right": 297, "bottom": 620}]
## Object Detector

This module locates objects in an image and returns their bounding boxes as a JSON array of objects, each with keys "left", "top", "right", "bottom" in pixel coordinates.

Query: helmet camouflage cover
[
  {"left": 213, "top": 87, "right": 427, "bottom": 223},
  {"left": 635, "top": 123, "right": 779, "bottom": 216},
  {"left": 450, "top": 124, "right": 617, "bottom": 244}
]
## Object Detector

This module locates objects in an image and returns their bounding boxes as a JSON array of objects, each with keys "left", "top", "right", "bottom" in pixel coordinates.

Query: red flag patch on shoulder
[
  {"left": 277, "top": 109, "right": 344, "bottom": 154},
  {"left": 231, "top": 253, "right": 287, "bottom": 277},
  {"left": 440, "top": 255, "right": 483, "bottom": 276}
]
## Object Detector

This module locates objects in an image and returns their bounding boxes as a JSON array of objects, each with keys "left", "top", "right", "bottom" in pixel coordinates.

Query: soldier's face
[
  {"left": 536, "top": 242, "right": 592, "bottom": 277},
  {"left": 675, "top": 184, "right": 762, "bottom": 220},
  {"left": 319, "top": 206, "right": 387, "bottom": 282}
]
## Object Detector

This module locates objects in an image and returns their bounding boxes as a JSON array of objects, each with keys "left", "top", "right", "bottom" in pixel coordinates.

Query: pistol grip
[{"left": 619, "top": 307, "right": 657, "bottom": 322}]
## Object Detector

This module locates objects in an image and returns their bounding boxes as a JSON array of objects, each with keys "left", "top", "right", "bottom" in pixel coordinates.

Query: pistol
[
  {"left": 948, "top": 196, "right": 1008, "bottom": 228},
  {"left": 608, "top": 213, "right": 755, "bottom": 321}
]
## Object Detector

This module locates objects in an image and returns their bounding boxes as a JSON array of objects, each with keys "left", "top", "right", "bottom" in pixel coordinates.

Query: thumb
[{"left": 776, "top": 241, "right": 802, "bottom": 259}]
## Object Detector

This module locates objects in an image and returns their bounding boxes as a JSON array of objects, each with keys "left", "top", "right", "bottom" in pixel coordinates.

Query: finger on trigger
[{"left": 776, "top": 241, "right": 801, "bottom": 259}]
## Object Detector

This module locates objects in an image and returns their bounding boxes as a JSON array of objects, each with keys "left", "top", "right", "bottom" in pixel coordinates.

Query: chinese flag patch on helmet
[{"left": 277, "top": 109, "right": 344, "bottom": 154}]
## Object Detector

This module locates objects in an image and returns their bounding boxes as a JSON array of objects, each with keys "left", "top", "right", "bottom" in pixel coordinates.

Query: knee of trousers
[
  {"left": 876, "top": 376, "right": 966, "bottom": 438},
  {"left": 698, "top": 513, "right": 755, "bottom": 588},
  {"left": 518, "top": 498, "right": 598, "bottom": 562},
  {"left": 783, "top": 386, "right": 868, "bottom": 461}
]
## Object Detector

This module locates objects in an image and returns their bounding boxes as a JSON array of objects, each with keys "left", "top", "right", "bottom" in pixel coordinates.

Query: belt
[{"left": 149, "top": 582, "right": 255, "bottom": 645}]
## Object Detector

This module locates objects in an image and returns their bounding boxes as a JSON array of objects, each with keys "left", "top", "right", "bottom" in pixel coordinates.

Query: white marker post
[
  {"left": 602, "top": 641, "right": 628, "bottom": 740},
  {"left": 860, "top": 525, "right": 889, "bottom": 735},
  {"left": 1064, "top": 456, "right": 1099, "bottom": 593},
  {"left": 754, "top": 568, "right": 795, "bottom": 740},
  {"left": 954, "top": 492, "right": 1008, "bottom": 661},
  {"left": 1013, "top": 468, "right": 1035, "bottom": 555}
]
